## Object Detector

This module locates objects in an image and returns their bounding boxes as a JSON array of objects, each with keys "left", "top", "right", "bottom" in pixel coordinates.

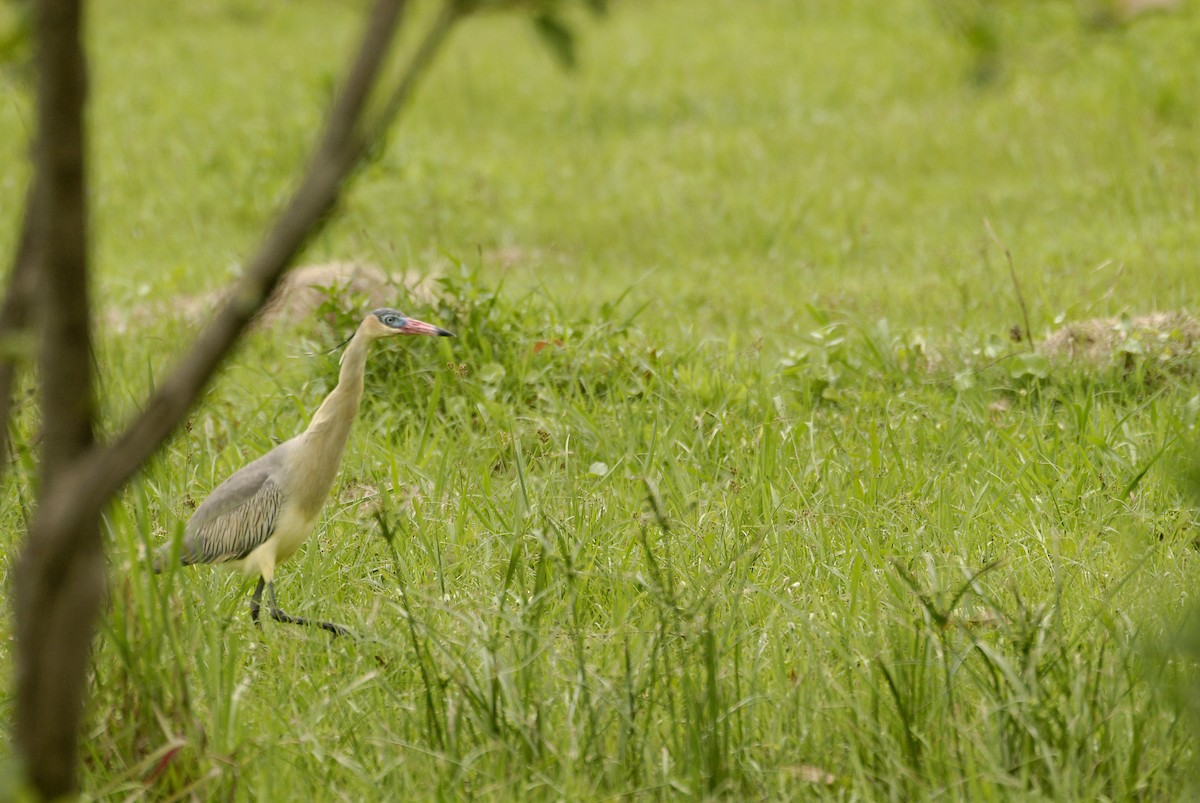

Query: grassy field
[{"left": 3, "top": 0, "right": 1200, "bottom": 798}]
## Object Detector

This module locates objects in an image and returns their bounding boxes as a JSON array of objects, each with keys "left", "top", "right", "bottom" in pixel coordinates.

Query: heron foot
[
  {"left": 268, "top": 607, "right": 349, "bottom": 637},
  {"left": 256, "top": 580, "right": 349, "bottom": 638}
]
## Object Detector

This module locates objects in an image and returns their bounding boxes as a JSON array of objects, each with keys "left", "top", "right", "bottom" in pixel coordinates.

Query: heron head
[{"left": 366, "top": 308, "right": 455, "bottom": 338}]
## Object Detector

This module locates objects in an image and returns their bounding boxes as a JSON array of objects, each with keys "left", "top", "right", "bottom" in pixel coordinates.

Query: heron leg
[
  {"left": 265, "top": 581, "right": 349, "bottom": 638},
  {"left": 250, "top": 577, "right": 266, "bottom": 626}
]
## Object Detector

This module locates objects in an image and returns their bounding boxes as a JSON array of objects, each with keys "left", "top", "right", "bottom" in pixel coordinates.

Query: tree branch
[
  {"left": 369, "top": 1, "right": 463, "bottom": 149},
  {"left": 62, "top": 0, "right": 414, "bottom": 522},
  {"left": 12, "top": 0, "right": 469, "bottom": 794}
]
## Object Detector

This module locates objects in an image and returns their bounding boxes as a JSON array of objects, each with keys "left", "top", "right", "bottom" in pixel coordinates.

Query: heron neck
[
  {"left": 309, "top": 326, "right": 372, "bottom": 433},
  {"left": 296, "top": 326, "right": 373, "bottom": 498}
]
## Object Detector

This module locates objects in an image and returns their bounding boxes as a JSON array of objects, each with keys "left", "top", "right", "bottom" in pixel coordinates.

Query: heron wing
[{"left": 178, "top": 448, "right": 289, "bottom": 565}]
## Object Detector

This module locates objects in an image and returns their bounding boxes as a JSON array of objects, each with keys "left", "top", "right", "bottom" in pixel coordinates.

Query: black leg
[
  {"left": 265, "top": 581, "right": 349, "bottom": 638},
  {"left": 250, "top": 577, "right": 265, "bottom": 627}
]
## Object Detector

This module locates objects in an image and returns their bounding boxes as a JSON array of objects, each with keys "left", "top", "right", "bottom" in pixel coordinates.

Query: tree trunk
[{"left": 12, "top": 0, "right": 98, "bottom": 796}]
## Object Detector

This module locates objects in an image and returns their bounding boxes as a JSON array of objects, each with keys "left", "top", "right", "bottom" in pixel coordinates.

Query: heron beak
[{"left": 398, "top": 317, "right": 455, "bottom": 337}]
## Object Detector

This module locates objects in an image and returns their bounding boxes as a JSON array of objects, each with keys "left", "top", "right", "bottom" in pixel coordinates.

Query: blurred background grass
[{"left": 3, "top": 0, "right": 1197, "bottom": 339}]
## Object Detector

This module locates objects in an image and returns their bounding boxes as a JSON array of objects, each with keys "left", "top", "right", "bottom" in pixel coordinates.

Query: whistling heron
[{"left": 155, "top": 308, "right": 453, "bottom": 636}]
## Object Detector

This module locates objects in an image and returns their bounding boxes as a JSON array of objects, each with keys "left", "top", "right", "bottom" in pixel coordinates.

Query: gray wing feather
[{"left": 162, "top": 446, "right": 290, "bottom": 567}]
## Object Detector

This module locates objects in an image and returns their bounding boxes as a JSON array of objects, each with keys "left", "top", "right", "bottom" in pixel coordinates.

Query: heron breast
[{"left": 272, "top": 507, "right": 321, "bottom": 564}]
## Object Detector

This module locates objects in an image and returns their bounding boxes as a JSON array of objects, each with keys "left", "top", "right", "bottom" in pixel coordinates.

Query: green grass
[{"left": 3, "top": 0, "right": 1200, "bottom": 798}]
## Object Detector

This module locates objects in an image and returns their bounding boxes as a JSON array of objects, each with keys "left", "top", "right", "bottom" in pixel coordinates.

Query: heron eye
[{"left": 384, "top": 315, "right": 403, "bottom": 327}]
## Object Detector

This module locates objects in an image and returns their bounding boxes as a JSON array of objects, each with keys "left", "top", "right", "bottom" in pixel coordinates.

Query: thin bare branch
[
  {"left": 369, "top": 1, "right": 464, "bottom": 148},
  {"left": 12, "top": 0, "right": 468, "bottom": 795},
  {"left": 68, "top": 0, "right": 412, "bottom": 519},
  {"left": 984, "top": 218, "right": 1034, "bottom": 349}
]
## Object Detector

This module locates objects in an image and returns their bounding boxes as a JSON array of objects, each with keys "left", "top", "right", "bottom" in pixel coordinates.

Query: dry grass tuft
[
  {"left": 1039, "top": 310, "right": 1200, "bottom": 363},
  {"left": 105, "top": 261, "right": 442, "bottom": 334}
]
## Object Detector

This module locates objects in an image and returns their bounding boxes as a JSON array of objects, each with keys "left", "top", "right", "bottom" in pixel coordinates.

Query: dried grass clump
[
  {"left": 1112, "top": 0, "right": 1179, "bottom": 22},
  {"left": 259, "top": 262, "right": 389, "bottom": 325},
  {"left": 1039, "top": 311, "right": 1200, "bottom": 363},
  {"left": 107, "top": 261, "right": 441, "bottom": 334}
]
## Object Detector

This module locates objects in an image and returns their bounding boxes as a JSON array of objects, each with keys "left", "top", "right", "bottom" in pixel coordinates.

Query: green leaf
[
  {"left": 533, "top": 12, "right": 577, "bottom": 69},
  {"left": 1009, "top": 352, "right": 1049, "bottom": 380},
  {"left": 477, "top": 362, "right": 506, "bottom": 383}
]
